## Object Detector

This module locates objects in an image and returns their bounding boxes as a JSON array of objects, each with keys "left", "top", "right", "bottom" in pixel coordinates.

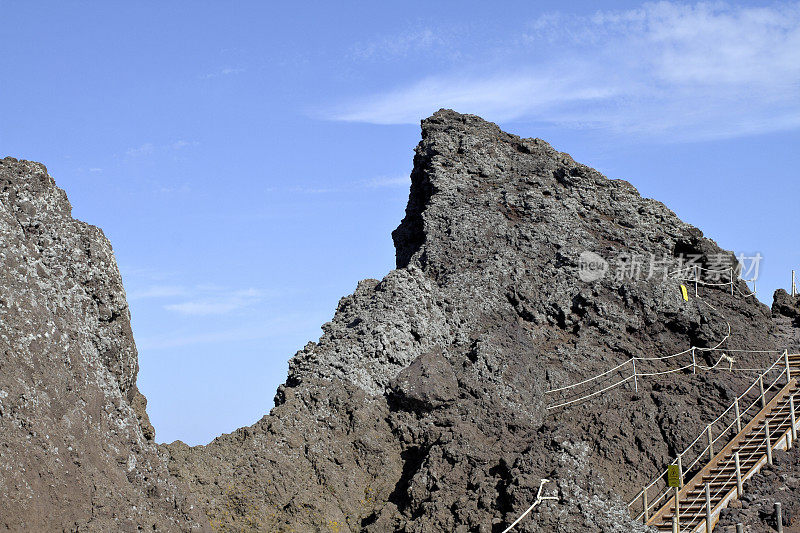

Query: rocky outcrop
[
  {"left": 167, "top": 111, "right": 791, "bottom": 532},
  {"left": 773, "top": 289, "right": 800, "bottom": 321},
  {"left": 0, "top": 158, "right": 208, "bottom": 531}
]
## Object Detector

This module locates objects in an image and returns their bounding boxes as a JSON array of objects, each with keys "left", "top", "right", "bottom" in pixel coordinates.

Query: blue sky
[{"left": 1, "top": 1, "right": 798, "bottom": 445}]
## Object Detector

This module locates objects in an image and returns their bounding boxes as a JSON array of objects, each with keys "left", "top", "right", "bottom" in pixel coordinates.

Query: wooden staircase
[{"left": 646, "top": 355, "right": 800, "bottom": 532}]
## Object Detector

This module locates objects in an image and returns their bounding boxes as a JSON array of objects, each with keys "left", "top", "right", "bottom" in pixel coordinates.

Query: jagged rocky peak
[
  {"left": 168, "top": 111, "right": 788, "bottom": 532},
  {"left": 0, "top": 157, "right": 208, "bottom": 531},
  {"left": 1, "top": 112, "right": 793, "bottom": 532}
]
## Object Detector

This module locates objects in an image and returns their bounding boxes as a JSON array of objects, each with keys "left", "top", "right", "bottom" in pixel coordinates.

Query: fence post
[
  {"left": 673, "top": 486, "right": 680, "bottom": 531},
  {"left": 766, "top": 419, "right": 773, "bottom": 465},
  {"left": 791, "top": 395, "right": 797, "bottom": 441},
  {"left": 734, "top": 451, "right": 743, "bottom": 497},
  {"left": 735, "top": 397, "right": 742, "bottom": 433},
  {"left": 707, "top": 425, "right": 714, "bottom": 460},
  {"left": 730, "top": 267, "right": 734, "bottom": 296},
  {"left": 785, "top": 350, "right": 791, "bottom": 383},
  {"left": 677, "top": 453, "right": 684, "bottom": 488},
  {"left": 776, "top": 502, "right": 784, "bottom": 533},
  {"left": 632, "top": 358, "right": 638, "bottom": 393},
  {"left": 760, "top": 375, "right": 766, "bottom": 409},
  {"left": 692, "top": 347, "right": 697, "bottom": 375},
  {"left": 642, "top": 487, "right": 648, "bottom": 522},
  {"left": 705, "top": 483, "right": 713, "bottom": 532}
]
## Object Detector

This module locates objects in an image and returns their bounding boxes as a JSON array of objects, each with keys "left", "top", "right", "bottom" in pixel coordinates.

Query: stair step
[{"left": 643, "top": 374, "right": 800, "bottom": 528}]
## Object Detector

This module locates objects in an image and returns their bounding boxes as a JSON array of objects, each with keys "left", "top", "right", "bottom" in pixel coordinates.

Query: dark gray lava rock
[
  {"left": 0, "top": 158, "right": 208, "bottom": 531},
  {"left": 773, "top": 288, "right": 800, "bottom": 321},
  {"left": 166, "top": 111, "right": 792, "bottom": 532}
]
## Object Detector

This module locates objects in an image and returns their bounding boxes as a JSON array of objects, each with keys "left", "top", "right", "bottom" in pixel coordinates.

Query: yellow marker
[
  {"left": 667, "top": 464, "right": 681, "bottom": 488},
  {"left": 680, "top": 284, "right": 689, "bottom": 301}
]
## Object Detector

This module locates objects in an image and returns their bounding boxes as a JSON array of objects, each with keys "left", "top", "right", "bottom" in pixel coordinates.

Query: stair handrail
[
  {"left": 674, "top": 379, "right": 797, "bottom": 532},
  {"left": 629, "top": 351, "right": 792, "bottom": 522}
]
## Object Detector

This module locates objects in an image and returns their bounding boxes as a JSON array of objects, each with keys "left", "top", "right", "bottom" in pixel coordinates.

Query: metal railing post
[
  {"left": 785, "top": 350, "right": 791, "bottom": 383},
  {"left": 734, "top": 451, "right": 743, "bottom": 497},
  {"left": 705, "top": 483, "right": 713, "bottom": 532},
  {"left": 707, "top": 425, "right": 714, "bottom": 460},
  {"left": 760, "top": 375, "right": 767, "bottom": 409},
  {"left": 672, "top": 516, "right": 678, "bottom": 533},
  {"left": 776, "top": 502, "right": 784, "bottom": 533},
  {"left": 632, "top": 358, "right": 638, "bottom": 393},
  {"left": 766, "top": 420, "right": 773, "bottom": 465},
  {"left": 791, "top": 395, "right": 797, "bottom": 441},
  {"left": 692, "top": 347, "right": 697, "bottom": 375},
  {"left": 677, "top": 453, "right": 684, "bottom": 488},
  {"left": 736, "top": 524, "right": 743, "bottom": 533},
  {"left": 735, "top": 397, "right": 742, "bottom": 433},
  {"left": 642, "top": 488, "right": 648, "bottom": 522},
  {"left": 673, "top": 486, "right": 680, "bottom": 531},
  {"left": 695, "top": 266, "right": 699, "bottom": 297},
  {"left": 730, "top": 267, "right": 734, "bottom": 296}
]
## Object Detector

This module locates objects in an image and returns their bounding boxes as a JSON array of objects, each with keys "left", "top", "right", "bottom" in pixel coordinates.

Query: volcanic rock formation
[
  {"left": 0, "top": 158, "right": 208, "bottom": 531},
  {"left": 1, "top": 111, "right": 797, "bottom": 533},
  {"left": 166, "top": 111, "right": 794, "bottom": 532}
]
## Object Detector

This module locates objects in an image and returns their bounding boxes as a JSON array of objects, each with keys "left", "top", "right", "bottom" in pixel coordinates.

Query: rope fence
[{"left": 546, "top": 266, "right": 770, "bottom": 411}]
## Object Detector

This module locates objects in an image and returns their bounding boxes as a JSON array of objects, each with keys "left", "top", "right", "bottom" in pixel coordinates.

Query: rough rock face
[
  {"left": 773, "top": 289, "right": 800, "bottom": 322},
  {"left": 167, "top": 111, "right": 793, "bottom": 532},
  {"left": 0, "top": 158, "right": 208, "bottom": 531}
]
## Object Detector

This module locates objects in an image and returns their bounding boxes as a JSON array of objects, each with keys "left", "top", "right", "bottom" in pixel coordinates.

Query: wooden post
[
  {"left": 785, "top": 350, "right": 792, "bottom": 383},
  {"left": 642, "top": 487, "right": 648, "bottom": 522},
  {"left": 734, "top": 451, "right": 743, "bottom": 497},
  {"left": 692, "top": 347, "right": 697, "bottom": 375},
  {"left": 760, "top": 375, "right": 767, "bottom": 409},
  {"left": 735, "top": 397, "right": 742, "bottom": 433},
  {"left": 707, "top": 425, "right": 714, "bottom": 460},
  {"left": 776, "top": 502, "right": 784, "bottom": 533},
  {"left": 766, "top": 420, "right": 773, "bottom": 465},
  {"left": 790, "top": 395, "right": 797, "bottom": 441},
  {"left": 677, "top": 453, "right": 684, "bottom": 488},
  {"left": 632, "top": 358, "right": 639, "bottom": 393},
  {"left": 705, "top": 483, "right": 713, "bottom": 532}
]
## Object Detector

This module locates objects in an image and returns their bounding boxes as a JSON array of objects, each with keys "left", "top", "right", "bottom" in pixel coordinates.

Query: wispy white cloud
[
  {"left": 128, "top": 285, "right": 188, "bottom": 300},
  {"left": 286, "top": 174, "right": 411, "bottom": 194},
  {"left": 349, "top": 28, "right": 453, "bottom": 61},
  {"left": 135, "top": 317, "right": 304, "bottom": 350},
  {"left": 88, "top": 167, "right": 103, "bottom": 173},
  {"left": 171, "top": 140, "right": 196, "bottom": 150},
  {"left": 201, "top": 67, "right": 245, "bottom": 79},
  {"left": 328, "top": 2, "right": 800, "bottom": 141},
  {"left": 164, "top": 288, "right": 265, "bottom": 316},
  {"left": 126, "top": 142, "right": 155, "bottom": 157},
  {"left": 363, "top": 175, "right": 409, "bottom": 188},
  {"left": 124, "top": 140, "right": 197, "bottom": 159}
]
